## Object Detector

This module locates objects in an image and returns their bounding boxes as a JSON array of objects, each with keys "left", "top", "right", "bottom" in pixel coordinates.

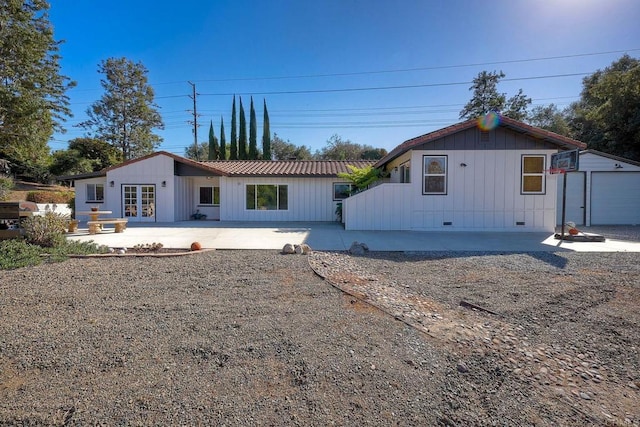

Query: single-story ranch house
[{"left": 62, "top": 116, "right": 588, "bottom": 232}]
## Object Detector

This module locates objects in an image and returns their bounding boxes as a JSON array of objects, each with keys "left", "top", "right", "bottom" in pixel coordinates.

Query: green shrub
[
  {"left": 26, "top": 191, "right": 74, "bottom": 204},
  {"left": 0, "top": 239, "right": 43, "bottom": 269},
  {"left": 22, "top": 212, "right": 68, "bottom": 247},
  {"left": 44, "top": 240, "right": 110, "bottom": 262},
  {"left": 0, "top": 175, "right": 13, "bottom": 201}
]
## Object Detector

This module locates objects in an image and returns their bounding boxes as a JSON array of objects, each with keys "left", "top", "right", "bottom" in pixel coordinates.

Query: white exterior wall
[
  {"left": 220, "top": 176, "right": 340, "bottom": 222},
  {"left": 74, "top": 177, "right": 107, "bottom": 220},
  {"left": 345, "top": 149, "right": 559, "bottom": 231},
  {"left": 191, "top": 177, "right": 221, "bottom": 220},
  {"left": 174, "top": 175, "right": 193, "bottom": 221},
  {"left": 106, "top": 154, "right": 176, "bottom": 222}
]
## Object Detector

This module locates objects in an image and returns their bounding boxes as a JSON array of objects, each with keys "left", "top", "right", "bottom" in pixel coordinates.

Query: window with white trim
[
  {"left": 246, "top": 184, "right": 288, "bottom": 210},
  {"left": 423, "top": 155, "right": 447, "bottom": 195},
  {"left": 333, "top": 183, "right": 355, "bottom": 200},
  {"left": 521, "top": 155, "right": 546, "bottom": 194},
  {"left": 199, "top": 186, "right": 220, "bottom": 205},
  {"left": 86, "top": 183, "right": 104, "bottom": 202}
]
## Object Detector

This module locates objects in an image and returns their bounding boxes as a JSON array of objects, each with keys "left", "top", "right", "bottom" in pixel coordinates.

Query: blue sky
[{"left": 48, "top": 0, "right": 640, "bottom": 156}]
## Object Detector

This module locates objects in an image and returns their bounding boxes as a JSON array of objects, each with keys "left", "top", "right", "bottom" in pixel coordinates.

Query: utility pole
[{"left": 187, "top": 81, "right": 200, "bottom": 160}]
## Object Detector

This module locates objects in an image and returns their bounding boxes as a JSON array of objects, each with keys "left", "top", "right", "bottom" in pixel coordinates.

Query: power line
[
  {"left": 198, "top": 72, "right": 590, "bottom": 97},
  {"left": 190, "top": 48, "right": 640, "bottom": 83}
]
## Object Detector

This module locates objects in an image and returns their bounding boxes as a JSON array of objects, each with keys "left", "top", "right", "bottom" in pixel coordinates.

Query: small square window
[
  {"left": 333, "top": 183, "right": 355, "bottom": 200},
  {"left": 199, "top": 187, "right": 220, "bottom": 205},
  {"left": 86, "top": 183, "right": 104, "bottom": 202}
]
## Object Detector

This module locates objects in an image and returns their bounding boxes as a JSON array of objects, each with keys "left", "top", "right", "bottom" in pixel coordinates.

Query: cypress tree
[
  {"left": 219, "top": 117, "right": 227, "bottom": 160},
  {"left": 208, "top": 120, "right": 219, "bottom": 160},
  {"left": 262, "top": 99, "right": 271, "bottom": 160},
  {"left": 238, "top": 97, "right": 248, "bottom": 160},
  {"left": 230, "top": 96, "right": 238, "bottom": 160},
  {"left": 249, "top": 96, "right": 258, "bottom": 159}
]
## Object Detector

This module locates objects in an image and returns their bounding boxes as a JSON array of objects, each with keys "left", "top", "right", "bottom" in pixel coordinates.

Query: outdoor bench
[{"left": 87, "top": 218, "right": 128, "bottom": 234}]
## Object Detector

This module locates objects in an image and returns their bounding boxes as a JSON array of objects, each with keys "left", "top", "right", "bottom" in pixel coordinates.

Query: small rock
[
  {"left": 349, "top": 241, "right": 369, "bottom": 255},
  {"left": 456, "top": 362, "right": 469, "bottom": 373},
  {"left": 282, "top": 243, "right": 295, "bottom": 254},
  {"left": 294, "top": 243, "right": 312, "bottom": 255},
  {"left": 579, "top": 391, "right": 592, "bottom": 400},
  {"left": 627, "top": 382, "right": 639, "bottom": 390}
]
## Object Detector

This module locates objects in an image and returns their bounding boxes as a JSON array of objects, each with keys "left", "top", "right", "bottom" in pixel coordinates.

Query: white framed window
[
  {"left": 86, "top": 183, "right": 104, "bottom": 202},
  {"left": 521, "top": 155, "right": 546, "bottom": 194},
  {"left": 423, "top": 155, "right": 447, "bottom": 195},
  {"left": 246, "top": 184, "right": 288, "bottom": 210},
  {"left": 333, "top": 183, "right": 355, "bottom": 200},
  {"left": 199, "top": 186, "right": 220, "bottom": 205}
]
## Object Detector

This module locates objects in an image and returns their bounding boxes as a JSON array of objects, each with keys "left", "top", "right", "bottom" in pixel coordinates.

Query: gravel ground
[{"left": 0, "top": 246, "right": 638, "bottom": 426}]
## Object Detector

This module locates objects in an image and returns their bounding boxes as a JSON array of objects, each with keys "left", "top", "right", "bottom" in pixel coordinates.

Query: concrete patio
[{"left": 65, "top": 221, "right": 640, "bottom": 252}]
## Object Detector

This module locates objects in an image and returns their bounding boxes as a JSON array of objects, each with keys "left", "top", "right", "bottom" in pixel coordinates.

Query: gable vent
[{"left": 480, "top": 131, "right": 490, "bottom": 142}]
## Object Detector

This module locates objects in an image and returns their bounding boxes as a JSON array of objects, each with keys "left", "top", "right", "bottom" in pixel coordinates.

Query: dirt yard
[{"left": 0, "top": 250, "right": 638, "bottom": 426}]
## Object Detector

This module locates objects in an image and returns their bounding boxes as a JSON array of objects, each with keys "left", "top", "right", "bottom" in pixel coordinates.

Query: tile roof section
[
  {"left": 199, "top": 160, "right": 376, "bottom": 177},
  {"left": 375, "top": 116, "right": 587, "bottom": 168}
]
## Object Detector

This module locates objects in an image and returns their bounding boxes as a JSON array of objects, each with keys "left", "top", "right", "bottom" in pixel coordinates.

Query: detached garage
[{"left": 557, "top": 150, "right": 640, "bottom": 226}]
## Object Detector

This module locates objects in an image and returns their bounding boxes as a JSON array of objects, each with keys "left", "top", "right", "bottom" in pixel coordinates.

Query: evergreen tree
[
  {"left": 0, "top": 0, "right": 75, "bottom": 179},
  {"left": 208, "top": 120, "right": 219, "bottom": 160},
  {"left": 80, "top": 57, "right": 164, "bottom": 160},
  {"left": 238, "top": 97, "right": 248, "bottom": 160},
  {"left": 249, "top": 97, "right": 258, "bottom": 159},
  {"left": 262, "top": 99, "right": 271, "bottom": 160},
  {"left": 230, "top": 96, "right": 238, "bottom": 160},
  {"left": 219, "top": 117, "right": 227, "bottom": 160},
  {"left": 459, "top": 70, "right": 530, "bottom": 120}
]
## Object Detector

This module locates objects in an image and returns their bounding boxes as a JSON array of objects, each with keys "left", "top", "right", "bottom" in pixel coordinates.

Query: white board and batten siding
[
  {"left": 220, "top": 176, "right": 340, "bottom": 222},
  {"left": 345, "top": 149, "right": 559, "bottom": 231},
  {"left": 106, "top": 154, "right": 176, "bottom": 222}
]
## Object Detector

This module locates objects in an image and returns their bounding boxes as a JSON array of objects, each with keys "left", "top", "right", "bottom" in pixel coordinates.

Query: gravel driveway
[{"left": 1, "top": 249, "right": 638, "bottom": 426}]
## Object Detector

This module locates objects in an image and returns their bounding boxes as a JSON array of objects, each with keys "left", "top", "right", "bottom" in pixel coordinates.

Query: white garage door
[
  {"left": 556, "top": 172, "right": 586, "bottom": 225},
  {"left": 591, "top": 172, "right": 640, "bottom": 225}
]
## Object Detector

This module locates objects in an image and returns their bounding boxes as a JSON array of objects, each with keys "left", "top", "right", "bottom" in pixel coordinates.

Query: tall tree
[
  {"left": 0, "top": 0, "right": 75, "bottom": 179},
  {"left": 207, "top": 120, "right": 219, "bottom": 160},
  {"left": 567, "top": 55, "right": 640, "bottom": 161},
  {"left": 459, "top": 70, "right": 531, "bottom": 120},
  {"left": 238, "top": 97, "right": 247, "bottom": 160},
  {"left": 270, "top": 134, "right": 313, "bottom": 160},
  {"left": 316, "top": 134, "right": 367, "bottom": 160},
  {"left": 527, "top": 104, "right": 571, "bottom": 136},
  {"left": 248, "top": 97, "right": 258, "bottom": 159},
  {"left": 229, "top": 96, "right": 238, "bottom": 160},
  {"left": 219, "top": 116, "right": 227, "bottom": 160},
  {"left": 184, "top": 142, "right": 208, "bottom": 160},
  {"left": 50, "top": 137, "right": 120, "bottom": 176},
  {"left": 81, "top": 57, "right": 164, "bottom": 160},
  {"left": 262, "top": 99, "right": 271, "bottom": 160}
]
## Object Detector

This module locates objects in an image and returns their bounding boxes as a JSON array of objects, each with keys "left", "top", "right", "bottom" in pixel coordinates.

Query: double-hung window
[
  {"left": 86, "top": 183, "right": 104, "bottom": 202},
  {"left": 423, "top": 156, "right": 447, "bottom": 195},
  {"left": 521, "top": 155, "right": 546, "bottom": 194},
  {"left": 199, "top": 186, "right": 220, "bottom": 205},
  {"left": 246, "top": 184, "right": 288, "bottom": 210}
]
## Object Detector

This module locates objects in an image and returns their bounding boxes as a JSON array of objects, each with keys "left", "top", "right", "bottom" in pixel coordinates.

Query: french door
[{"left": 122, "top": 185, "right": 155, "bottom": 222}]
